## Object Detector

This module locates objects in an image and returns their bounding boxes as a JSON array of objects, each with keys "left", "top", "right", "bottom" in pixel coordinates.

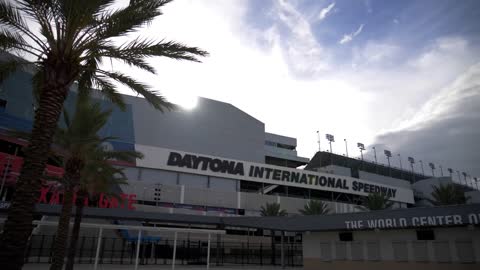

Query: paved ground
[{"left": 23, "top": 264, "right": 302, "bottom": 270}]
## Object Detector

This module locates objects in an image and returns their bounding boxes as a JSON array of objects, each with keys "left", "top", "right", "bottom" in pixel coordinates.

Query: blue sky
[{"left": 112, "top": 0, "right": 480, "bottom": 181}]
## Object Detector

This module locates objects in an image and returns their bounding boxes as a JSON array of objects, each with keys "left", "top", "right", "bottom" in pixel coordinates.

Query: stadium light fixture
[
  {"left": 357, "top": 143, "right": 365, "bottom": 161},
  {"left": 462, "top": 172, "right": 468, "bottom": 186},
  {"left": 326, "top": 134, "right": 335, "bottom": 153},
  {"left": 408, "top": 157, "right": 415, "bottom": 183},
  {"left": 429, "top": 163, "right": 435, "bottom": 176},
  {"left": 316, "top": 131, "right": 321, "bottom": 152},
  {"left": 344, "top": 139, "right": 349, "bottom": 157},
  {"left": 384, "top": 150, "right": 392, "bottom": 176},
  {"left": 456, "top": 170, "right": 462, "bottom": 185},
  {"left": 372, "top": 146, "right": 378, "bottom": 163}
]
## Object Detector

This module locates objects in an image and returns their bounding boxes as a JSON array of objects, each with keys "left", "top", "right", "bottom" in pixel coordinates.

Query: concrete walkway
[{"left": 23, "top": 264, "right": 302, "bottom": 270}]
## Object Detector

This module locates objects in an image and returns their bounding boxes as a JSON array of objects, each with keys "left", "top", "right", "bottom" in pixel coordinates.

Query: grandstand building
[
  {"left": 0, "top": 68, "right": 478, "bottom": 217},
  {"left": 1, "top": 68, "right": 480, "bottom": 268}
]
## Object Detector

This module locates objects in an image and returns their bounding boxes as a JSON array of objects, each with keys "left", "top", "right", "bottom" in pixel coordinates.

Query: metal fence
[{"left": 24, "top": 235, "right": 303, "bottom": 267}]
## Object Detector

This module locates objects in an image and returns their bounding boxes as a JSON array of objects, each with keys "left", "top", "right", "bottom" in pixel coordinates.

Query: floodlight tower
[
  {"left": 448, "top": 168, "right": 453, "bottom": 179},
  {"left": 357, "top": 143, "right": 365, "bottom": 161},
  {"left": 419, "top": 160, "right": 425, "bottom": 175},
  {"left": 439, "top": 165, "right": 444, "bottom": 176},
  {"left": 397, "top": 154, "right": 403, "bottom": 170},
  {"left": 456, "top": 170, "right": 462, "bottom": 185},
  {"left": 372, "top": 146, "right": 378, "bottom": 163},
  {"left": 429, "top": 162, "right": 435, "bottom": 176},
  {"left": 384, "top": 150, "right": 392, "bottom": 176},
  {"left": 326, "top": 134, "right": 335, "bottom": 153},
  {"left": 344, "top": 139, "right": 349, "bottom": 157},
  {"left": 408, "top": 157, "right": 415, "bottom": 183},
  {"left": 316, "top": 130, "right": 321, "bottom": 152}
]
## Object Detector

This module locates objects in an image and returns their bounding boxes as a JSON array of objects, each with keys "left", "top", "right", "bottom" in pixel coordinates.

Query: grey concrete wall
[
  {"left": 303, "top": 227, "right": 480, "bottom": 266},
  {"left": 124, "top": 95, "right": 266, "bottom": 163}
]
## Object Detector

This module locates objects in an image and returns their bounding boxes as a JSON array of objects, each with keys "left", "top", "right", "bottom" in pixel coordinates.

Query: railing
[{"left": 23, "top": 235, "right": 303, "bottom": 267}]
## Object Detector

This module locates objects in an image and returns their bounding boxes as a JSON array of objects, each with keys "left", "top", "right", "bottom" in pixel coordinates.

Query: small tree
[
  {"left": 299, "top": 200, "right": 330, "bottom": 215},
  {"left": 428, "top": 183, "right": 469, "bottom": 206},
  {"left": 65, "top": 147, "right": 140, "bottom": 270},
  {"left": 260, "top": 202, "right": 287, "bottom": 217},
  {"left": 357, "top": 193, "right": 394, "bottom": 211}
]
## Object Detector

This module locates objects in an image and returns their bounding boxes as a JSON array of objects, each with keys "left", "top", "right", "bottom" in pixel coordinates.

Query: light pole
[
  {"left": 384, "top": 150, "right": 392, "bottom": 176},
  {"left": 357, "top": 143, "right": 365, "bottom": 161},
  {"left": 326, "top": 134, "right": 335, "bottom": 165},
  {"left": 439, "top": 165, "right": 444, "bottom": 177},
  {"left": 344, "top": 139, "right": 349, "bottom": 157},
  {"left": 316, "top": 131, "right": 321, "bottom": 152},
  {"left": 408, "top": 157, "right": 415, "bottom": 183},
  {"left": 429, "top": 163, "right": 435, "bottom": 176},
  {"left": 419, "top": 160, "right": 425, "bottom": 175},
  {"left": 326, "top": 134, "right": 334, "bottom": 153},
  {"left": 398, "top": 154, "right": 403, "bottom": 170},
  {"left": 372, "top": 146, "right": 378, "bottom": 163}
]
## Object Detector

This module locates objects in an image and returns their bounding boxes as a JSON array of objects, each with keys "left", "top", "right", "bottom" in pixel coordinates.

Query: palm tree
[
  {"left": 65, "top": 147, "right": 140, "bottom": 270},
  {"left": 428, "top": 183, "right": 469, "bottom": 206},
  {"left": 0, "top": 1, "right": 207, "bottom": 267},
  {"left": 260, "top": 202, "right": 286, "bottom": 265},
  {"left": 49, "top": 97, "right": 124, "bottom": 270},
  {"left": 299, "top": 200, "right": 331, "bottom": 215},
  {"left": 260, "top": 202, "right": 287, "bottom": 217},
  {"left": 357, "top": 193, "right": 394, "bottom": 211}
]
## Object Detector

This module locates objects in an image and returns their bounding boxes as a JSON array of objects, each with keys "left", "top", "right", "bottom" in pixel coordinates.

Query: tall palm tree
[
  {"left": 299, "top": 200, "right": 331, "bottom": 215},
  {"left": 49, "top": 96, "right": 122, "bottom": 270},
  {"left": 65, "top": 147, "right": 140, "bottom": 270},
  {"left": 357, "top": 193, "right": 394, "bottom": 211},
  {"left": 0, "top": 1, "right": 207, "bottom": 268},
  {"left": 260, "top": 202, "right": 286, "bottom": 265},
  {"left": 428, "top": 183, "right": 469, "bottom": 206}
]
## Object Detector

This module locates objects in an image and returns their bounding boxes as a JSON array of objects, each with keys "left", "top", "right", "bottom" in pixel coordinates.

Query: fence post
[
  {"left": 206, "top": 233, "right": 211, "bottom": 270},
  {"left": 172, "top": 232, "right": 178, "bottom": 270},
  {"left": 134, "top": 230, "right": 142, "bottom": 270},
  {"left": 37, "top": 235, "right": 45, "bottom": 263},
  {"left": 93, "top": 227, "right": 103, "bottom": 270},
  {"left": 79, "top": 236, "right": 86, "bottom": 264},
  {"left": 260, "top": 243, "right": 263, "bottom": 265}
]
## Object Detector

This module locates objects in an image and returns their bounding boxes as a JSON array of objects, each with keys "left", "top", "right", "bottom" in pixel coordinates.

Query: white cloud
[
  {"left": 108, "top": 1, "right": 480, "bottom": 166},
  {"left": 339, "top": 24, "right": 364, "bottom": 44},
  {"left": 318, "top": 2, "right": 335, "bottom": 21}
]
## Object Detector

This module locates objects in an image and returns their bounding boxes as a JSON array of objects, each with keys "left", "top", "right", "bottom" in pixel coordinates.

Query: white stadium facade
[{"left": 1, "top": 68, "right": 480, "bottom": 269}]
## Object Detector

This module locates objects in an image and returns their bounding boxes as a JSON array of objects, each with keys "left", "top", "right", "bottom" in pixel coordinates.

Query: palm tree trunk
[
  {"left": 0, "top": 78, "right": 71, "bottom": 270},
  {"left": 65, "top": 190, "right": 87, "bottom": 270},
  {"left": 49, "top": 186, "right": 75, "bottom": 270},
  {"left": 50, "top": 158, "right": 84, "bottom": 270}
]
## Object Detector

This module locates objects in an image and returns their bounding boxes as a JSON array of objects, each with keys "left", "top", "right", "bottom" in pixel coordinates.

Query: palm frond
[
  {"left": 101, "top": 71, "right": 176, "bottom": 111},
  {"left": 95, "top": 0, "right": 172, "bottom": 40}
]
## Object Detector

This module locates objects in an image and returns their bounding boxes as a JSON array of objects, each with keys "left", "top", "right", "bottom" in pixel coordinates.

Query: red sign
[{"left": 38, "top": 186, "right": 137, "bottom": 210}]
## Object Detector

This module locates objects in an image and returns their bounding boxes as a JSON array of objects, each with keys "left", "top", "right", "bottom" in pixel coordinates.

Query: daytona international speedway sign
[{"left": 135, "top": 145, "right": 415, "bottom": 204}]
